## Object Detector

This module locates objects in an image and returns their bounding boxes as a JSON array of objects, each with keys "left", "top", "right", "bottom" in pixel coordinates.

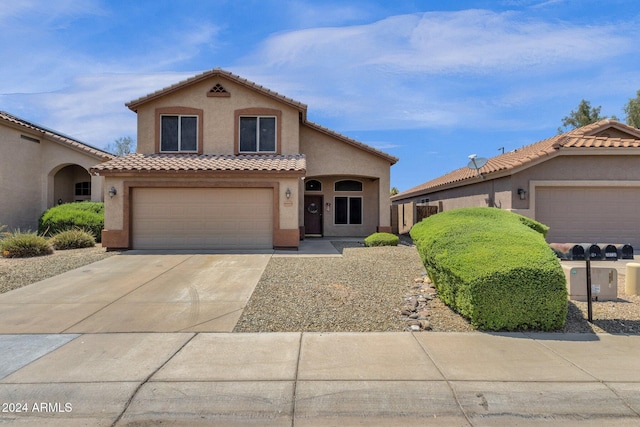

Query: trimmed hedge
[
  {"left": 39, "top": 202, "right": 104, "bottom": 243},
  {"left": 1, "top": 231, "right": 53, "bottom": 258},
  {"left": 364, "top": 232, "right": 399, "bottom": 247},
  {"left": 410, "top": 207, "right": 566, "bottom": 331}
]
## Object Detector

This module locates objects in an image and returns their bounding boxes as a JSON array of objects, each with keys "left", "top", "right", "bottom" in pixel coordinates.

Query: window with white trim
[
  {"left": 239, "top": 116, "right": 276, "bottom": 152},
  {"left": 335, "top": 196, "right": 362, "bottom": 225},
  {"left": 161, "top": 115, "right": 198, "bottom": 152}
]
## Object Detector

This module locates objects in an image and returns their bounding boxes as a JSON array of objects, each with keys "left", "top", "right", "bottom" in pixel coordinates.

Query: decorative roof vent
[{"left": 207, "top": 83, "right": 230, "bottom": 97}]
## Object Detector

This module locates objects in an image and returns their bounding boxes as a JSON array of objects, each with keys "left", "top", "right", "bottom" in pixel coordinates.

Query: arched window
[
  {"left": 305, "top": 179, "right": 322, "bottom": 192},
  {"left": 334, "top": 180, "right": 362, "bottom": 192}
]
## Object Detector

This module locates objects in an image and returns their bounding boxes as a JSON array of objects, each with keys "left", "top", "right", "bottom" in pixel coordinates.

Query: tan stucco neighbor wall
[
  {"left": 135, "top": 77, "right": 301, "bottom": 156},
  {"left": 0, "top": 123, "right": 106, "bottom": 230},
  {"left": 300, "top": 125, "right": 393, "bottom": 234},
  {"left": 510, "top": 154, "right": 640, "bottom": 212},
  {"left": 392, "top": 152, "right": 640, "bottom": 233},
  {"left": 395, "top": 176, "right": 513, "bottom": 214}
]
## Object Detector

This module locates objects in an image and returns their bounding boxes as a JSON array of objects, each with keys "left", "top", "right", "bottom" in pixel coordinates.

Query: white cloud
[
  {"left": 234, "top": 9, "right": 636, "bottom": 130},
  {"left": 2, "top": 72, "right": 196, "bottom": 147}
]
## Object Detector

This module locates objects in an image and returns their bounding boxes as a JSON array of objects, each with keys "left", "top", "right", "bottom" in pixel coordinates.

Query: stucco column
[{"left": 378, "top": 175, "right": 392, "bottom": 232}]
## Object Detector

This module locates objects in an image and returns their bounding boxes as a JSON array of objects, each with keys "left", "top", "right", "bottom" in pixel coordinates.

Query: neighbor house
[
  {"left": 392, "top": 120, "right": 640, "bottom": 247},
  {"left": 0, "top": 111, "right": 114, "bottom": 231},
  {"left": 91, "top": 68, "right": 398, "bottom": 250}
]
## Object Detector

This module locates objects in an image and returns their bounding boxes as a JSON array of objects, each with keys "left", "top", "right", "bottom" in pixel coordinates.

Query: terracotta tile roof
[
  {"left": 0, "top": 111, "right": 114, "bottom": 160},
  {"left": 392, "top": 120, "right": 640, "bottom": 201},
  {"left": 126, "top": 68, "right": 308, "bottom": 118},
  {"left": 91, "top": 153, "right": 306, "bottom": 174},
  {"left": 304, "top": 121, "right": 399, "bottom": 165}
]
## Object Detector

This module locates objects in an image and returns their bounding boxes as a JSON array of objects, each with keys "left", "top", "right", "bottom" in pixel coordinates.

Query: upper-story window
[
  {"left": 160, "top": 115, "right": 198, "bottom": 152},
  {"left": 239, "top": 116, "right": 276, "bottom": 153}
]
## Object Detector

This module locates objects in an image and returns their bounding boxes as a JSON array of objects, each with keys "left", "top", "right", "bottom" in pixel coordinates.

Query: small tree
[
  {"left": 624, "top": 90, "right": 640, "bottom": 129},
  {"left": 558, "top": 100, "right": 606, "bottom": 133},
  {"left": 106, "top": 136, "right": 136, "bottom": 156},
  {"left": 390, "top": 187, "right": 399, "bottom": 196}
]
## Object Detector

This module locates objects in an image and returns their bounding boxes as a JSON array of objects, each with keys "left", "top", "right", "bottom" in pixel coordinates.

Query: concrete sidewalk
[{"left": 1, "top": 332, "right": 640, "bottom": 426}]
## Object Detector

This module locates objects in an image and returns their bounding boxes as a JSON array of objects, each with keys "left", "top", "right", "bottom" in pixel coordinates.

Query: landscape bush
[
  {"left": 49, "top": 229, "right": 96, "bottom": 250},
  {"left": 0, "top": 231, "right": 53, "bottom": 258},
  {"left": 410, "top": 207, "right": 567, "bottom": 331},
  {"left": 364, "top": 232, "right": 399, "bottom": 247},
  {"left": 39, "top": 202, "right": 104, "bottom": 242}
]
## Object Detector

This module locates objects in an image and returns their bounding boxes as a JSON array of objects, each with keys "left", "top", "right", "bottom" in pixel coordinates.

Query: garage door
[
  {"left": 132, "top": 188, "right": 273, "bottom": 249},
  {"left": 535, "top": 187, "right": 640, "bottom": 247}
]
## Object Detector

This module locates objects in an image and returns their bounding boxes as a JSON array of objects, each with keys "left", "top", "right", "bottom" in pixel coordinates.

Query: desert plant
[
  {"left": 39, "top": 202, "right": 104, "bottom": 242},
  {"left": 0, "top": 230, "right": 53, "bottom": 258},
  {"left": 49, "top": 229, "right": 96, "bottom": 250},
  {"left": 410, "top": 207, "right": 566, "bottom": 331},
  {"left": 364, "top": 232, "right": 399, "bottom": 247}
]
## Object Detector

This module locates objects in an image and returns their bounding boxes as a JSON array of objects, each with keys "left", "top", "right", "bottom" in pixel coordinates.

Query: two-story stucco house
[
  {"left": 92, "top": 69, "right": 398, "bottom": 250},
  {"left": 0, "top": 111, "right": 113, "bottom": 231}
]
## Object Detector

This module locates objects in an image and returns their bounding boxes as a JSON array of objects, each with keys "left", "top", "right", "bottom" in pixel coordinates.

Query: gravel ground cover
[
  {"left": 0, "top": 246, "right": 117, "bottom": 294},
  {"left": 2, "top": 242, "right": 639, "bottom": 334},
  {"left": 235, "top": 241, "right": 640, "bottom": 334}
]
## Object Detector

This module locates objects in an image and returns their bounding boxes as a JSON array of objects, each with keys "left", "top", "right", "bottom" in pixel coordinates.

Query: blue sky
[{"left": 2, "top": 0, "right": 640, "bottom": 192}]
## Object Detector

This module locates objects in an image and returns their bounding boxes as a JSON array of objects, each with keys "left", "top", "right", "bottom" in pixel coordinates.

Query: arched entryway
[{"left": 51, "top": 164, "right": 92, "bottom": 206}]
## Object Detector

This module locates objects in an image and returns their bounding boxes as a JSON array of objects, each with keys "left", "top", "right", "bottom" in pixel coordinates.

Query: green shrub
[
  {"left": 39, "top": 202, "right": 104, "bottom": 242},
  {"left": 49, "top": 229, "right": 96, "bottom": 250},
  {"left": 364, "top": 232, "right": 399, "bottom": 247},
  {"left": 0, "top": 231, "right": 53, "bottom": 258},
  {"left": 410, "top": 207, "right": 567, "bottom": 331}
]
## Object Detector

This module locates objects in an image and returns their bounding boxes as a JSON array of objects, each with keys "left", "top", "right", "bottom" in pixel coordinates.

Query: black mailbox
[
  {"left": 550, "top": 243, "right": 585, "bottom": 260},
  {"left": 617, "top": 244, "right": 634, "bottom": 260},
  {"left": 601, "top": 244, "right": 619, "bottom": 261},
  {"left": 570, "top": 244, "right": 585, "bottom": 260},
  {"left": 582, "top": 244, "right": 601, "bottom": 260}
]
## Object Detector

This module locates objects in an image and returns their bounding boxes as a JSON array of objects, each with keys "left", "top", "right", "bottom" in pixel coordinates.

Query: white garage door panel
[
  {"left": 132, "top": 188, "right": 273, "bottom": 249},
  {"left": 536, "top": 187, "right": 640, "bottom": 247}
]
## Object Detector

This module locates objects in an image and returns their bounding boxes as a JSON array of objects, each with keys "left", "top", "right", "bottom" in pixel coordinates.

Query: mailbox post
[{"left": 585, "top": 258, "right": 593, "bottom": 322}]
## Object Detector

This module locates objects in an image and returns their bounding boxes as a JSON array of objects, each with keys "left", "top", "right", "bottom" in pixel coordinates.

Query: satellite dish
[{"left": 467, "top": 154, "right": 488, "bottom": 171}]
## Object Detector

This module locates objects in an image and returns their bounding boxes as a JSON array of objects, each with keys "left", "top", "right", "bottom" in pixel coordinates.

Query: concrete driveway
[{"left": 0, "top": 253, "right": 271, "bottom": 333}]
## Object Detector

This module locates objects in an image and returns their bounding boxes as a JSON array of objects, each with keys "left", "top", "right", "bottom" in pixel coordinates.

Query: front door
[{"left": 304, "top": 195, "right": 323, "bottom": 236}]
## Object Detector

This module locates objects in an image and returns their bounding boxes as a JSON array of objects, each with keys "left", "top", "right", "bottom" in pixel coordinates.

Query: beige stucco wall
[
  {"left": 135, "top": 77, "right": 301, "bottom": 155},
  {"left": 300, "top": 125, "right": 393, "bottom": 233},
  {"left": 0, "top": 123, "right": 106, "bottom": 230},
  {"left": 395, "top": 176, "right": 513, "bottom": 213}
]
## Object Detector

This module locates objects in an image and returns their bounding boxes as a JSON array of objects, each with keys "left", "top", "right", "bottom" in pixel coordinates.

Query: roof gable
[
  {"left": 0, "top": 111, "right": 114, "bottom": 160},
  {"left": 126, "top": 68, "right": 308, "bottom": 119},
  {"left": 393, "top": 120, "right": 640, "bottom": 200}
]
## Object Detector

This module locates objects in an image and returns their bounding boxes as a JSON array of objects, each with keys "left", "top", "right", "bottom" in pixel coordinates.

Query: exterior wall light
[
  {"left": 108, "top": 186, "right": 117, "bottom": 198},
  {"left": 285, "top": 188, "right": 291, "bottom": 200},
  {"left": 517, "top": 188, "right": 527, "bottom": 200}
]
